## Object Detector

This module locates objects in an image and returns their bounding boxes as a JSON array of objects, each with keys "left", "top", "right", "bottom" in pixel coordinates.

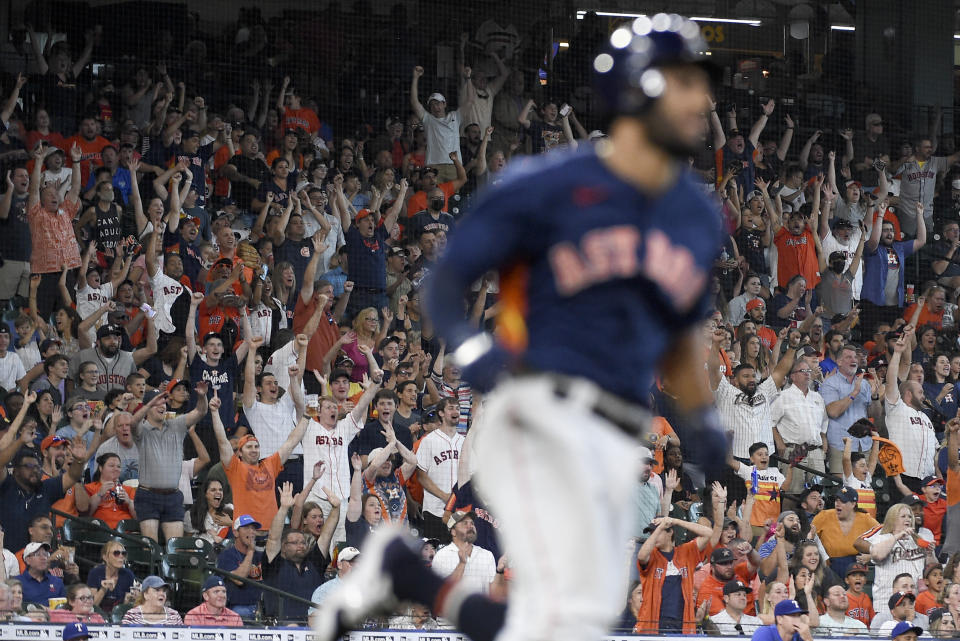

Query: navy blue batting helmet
[{"left": 592, "top": 13, "right": 714, "bottom": 116}]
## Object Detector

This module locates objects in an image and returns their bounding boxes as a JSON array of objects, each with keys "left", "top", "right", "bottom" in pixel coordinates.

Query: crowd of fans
[{"left": 0, "top": 5, "right": 958, "bottom": 637}]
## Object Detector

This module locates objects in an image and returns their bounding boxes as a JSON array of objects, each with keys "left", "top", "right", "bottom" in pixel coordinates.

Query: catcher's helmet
[{"left": 592, "top": 13, "right": 715, "bottom": 117}]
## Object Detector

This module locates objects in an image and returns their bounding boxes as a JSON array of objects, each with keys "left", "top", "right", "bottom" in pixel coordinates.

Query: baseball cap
[
  {"left": 446, "top": 510, "right": 476, "bottom": 530},
  {"left": 723, "top": 580, "right": 752, "bottom": 595},
  {"left": 202, "top": 576, "right": 226, "bottom": 592},
  {"left": 902, "top": 494, "right": 923, "bottom": 506},
  {"left": 422, "top": 537, "right": 441, "bottom": 550},
  {"left": 845, "top": 563, "right": 868, "bottom": 577},
  {"left": 96, "top": 324, "right": 124, "bottom": 339},
  {"left": 212, "top": 257, "right": 233, "bottom": 269},
  {"left": 636, "top": 446, "right": 655, "bottom": 463},
  {"left": 798, "top": 484, "right": 823, "bottom": 502},
  {"left": 833, "top": 218, "right": 855, "bottom": 229},
  {"left": 836, "top": 487, "right": 859, "bottom": 504},
  {"left": 141, "top": 575, "right": 170, "bottom": 590},
  {"left": 711, "top": 547, "right": 736, "bottom": 564},
  {"left": 890, "top": 621, "right": 923, "bottom": 639},
  {"left": 24, "top": 542, "right": 51, "bottom": 557},
  {"left": 777, "top": 510, "right": 798, "bottom": 524},
  {"left": 355, "top": 209, "right": 374, "bottom": 222},
  {"left": 181, "top": 128, "right": 200, "bottom": 139},
  {"left": 202, "top": 331, "right": 223, "bottom": 345},
  {"left": 745, "top": 298, "right": 765, "bottom": 312},
  {"left": 774, "top": 599, "right": 807, "bottom": 616},
  {"left": 0, "top": 324, "right": 9, "bottom": 335},
  {"left": 41, "top": 435, "right": 69, "bottom": 451},
  {"left": 62, "top": 622, "right": 90, "bottom": 641},
  {"left": 388, "top": 246, "right": 407, "bottom": 257},
  {"left": 428, "top": 92, "right": 446, "bottom": 103},
  {"left": 330, "top": 369, "right": 351, "bottom": 382},
  {"left": 888, "top": 591, "right": 915, "bottom": 610},
  {"left": 922, "top": 475, "right": 944, "bottom": 487},
  {"left": 339, "top": 547, "right": 361, "bottom": 562},
  {"left": 923, "top": 562, "right": 943, "bottom": 578},
  {"left": 844, "top": 179, "right": 862, "bottom": 189},
  {"left": 166, "top": 378, "right": 188, "bottom": 394},
  {"left": 798, "top": 345, "right": 819, "bottom": 358},
  {"left": 142, "top": 388, "right": 163, "bottom": 404},
  {"left": 233, "top": 514, "right": 262, "bottom": 530},
  {"left": 39, "top": 338, "right": 62, "bottom": 353},
  {"left": 868, "top": 354, "right": 889, "bottom": 368},
  {"left": 284, "top": 128, "right": 299, "bottom": 137},
  {"left": 180, "top": 212, "right": 202, "bottom": 227},
  {"left": 746, "top": 190, "right": 762, "bottom": 202}
]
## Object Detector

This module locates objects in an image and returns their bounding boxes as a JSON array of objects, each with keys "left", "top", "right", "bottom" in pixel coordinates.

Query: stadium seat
[
  {"left": 162, "top": 552, "right": 209, "bottom": 612},
  {"left": 61, "top": 518, "right": 112, "bottom": 569},
  {"left": 116, "top": 519, "right": 141, "bottom": 535},
  {"left": 165, "top": 536, "right": 214, "bottom": 559},
  {"left": 122, "top": 536, "right": 162, "bottom": 576}
]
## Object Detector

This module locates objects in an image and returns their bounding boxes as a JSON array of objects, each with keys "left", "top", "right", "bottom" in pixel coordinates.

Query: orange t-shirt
[
  {"left": 264, "top": 150, "right": 304, "bottom": 170},
  {"left": 696, "top": 561, "right": 757, "bottom": 615},
  {"left": 902, "top": 303, "right": 944, "bottom": 330},
  {"left": 846, "top": 590, "right": 874, "bottom": 626},
  {"left": 756, "top": 326, "right": 778, "bottom": 352},
  {"left": 84, "top": 482, "right": 137, "bottom": 529},
  {"left": 224, "top": 452, "right": 283, "bottom": 528},
  {"left": 914, "top": 589, "right": 940, "bottom": 616},
  {"left": 774, "top": 227, "right": 821, "bottom": 288},
  {"left": 406, "top": 182, "right": 457, "bottom": 216},
  {"left": 198, "top": 300, "right": 242, "bottom": 348},
  {"left": 65, "top": 135, "right": 112, "bottom": 186},
  {"left": 284, "top": 107, "right": 321, "bottom": 136},
  {"left": 407, "top": 437, "right": 426, "bottom": 504},
  {"left": 648, "top": 417, "right": 677, "bottom": 475},
  {"left": 214, "top": 146, "right": 240, "bottom": 197}
]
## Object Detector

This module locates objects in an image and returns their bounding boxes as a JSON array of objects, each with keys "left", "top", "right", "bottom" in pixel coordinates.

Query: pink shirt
[{"left": 183, "top": 602, "right": 244, "bottom": 627}]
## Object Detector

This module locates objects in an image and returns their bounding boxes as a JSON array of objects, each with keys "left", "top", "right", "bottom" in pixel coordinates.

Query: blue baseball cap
[
  {"left": 62, "top": 622, "right": 90, "bottom": 640},
  {"left": 774, "top": 599, "right": 808, "bottom": 616},
  {"left": 202, "top": 575, "right": 226, "bottom": 592},
  {"left": 233, "top": 514, "right": 262, "bottom": 530},
  {"left": 890, "top": 621, "right": 923, "bottom": 639}
]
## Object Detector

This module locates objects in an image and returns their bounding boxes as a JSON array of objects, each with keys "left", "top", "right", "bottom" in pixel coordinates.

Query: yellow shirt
[{"left": 812, "top": 509, "right": 879, "bottom": 558}]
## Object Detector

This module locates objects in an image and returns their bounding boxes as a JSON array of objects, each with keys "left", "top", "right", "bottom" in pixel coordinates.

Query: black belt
[
  {"left": 286, "top": 455, "right": 303, "bottom": 462},
  {"left": 139, "top": 486, "right": 179, "bottom": 495},
  {"left": 532, "top": 372, "right": 650, "bottom": 438}
]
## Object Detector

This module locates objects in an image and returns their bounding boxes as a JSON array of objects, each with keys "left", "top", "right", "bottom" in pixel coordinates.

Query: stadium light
[
  {"left": 831, "top": 25, "right": 855, "bottom": 31},
  {"left": 575, "top": 11, "right": 760, "bottom": 26}
]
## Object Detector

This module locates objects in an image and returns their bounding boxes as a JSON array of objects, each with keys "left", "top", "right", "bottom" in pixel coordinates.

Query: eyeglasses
[
  {"left": 792, "top": 368, "right": 813, "bottom": 375},
  {"left": 75, "top": 595, "right": 94, "bottom": 601},
  {"left": 112, "top": 550, "right": 127, "bottom": 557}
]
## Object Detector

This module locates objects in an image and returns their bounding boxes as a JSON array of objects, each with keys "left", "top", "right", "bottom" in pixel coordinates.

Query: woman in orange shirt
[{"left": 85, "top": 453, "right": 137, "bottom": 528}]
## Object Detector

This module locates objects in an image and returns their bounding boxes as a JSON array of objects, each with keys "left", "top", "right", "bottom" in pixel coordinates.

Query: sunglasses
[{"left": 112, "top": 550, "right": 127, "bottom": 557}]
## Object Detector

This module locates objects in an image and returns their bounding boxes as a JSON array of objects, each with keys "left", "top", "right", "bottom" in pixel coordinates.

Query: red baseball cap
[{"left": 41, "top": 435, "right": 69, "bottom": 451}]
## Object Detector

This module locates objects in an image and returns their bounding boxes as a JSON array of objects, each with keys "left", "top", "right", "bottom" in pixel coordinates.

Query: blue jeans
[{"left": 231, "top": 604, "right": 258, "bottom": 620}]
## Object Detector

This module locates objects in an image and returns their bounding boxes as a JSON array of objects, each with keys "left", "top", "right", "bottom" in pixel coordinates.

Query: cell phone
[{"left": 559, "top": 104, "right": 572, "bottom": 117}]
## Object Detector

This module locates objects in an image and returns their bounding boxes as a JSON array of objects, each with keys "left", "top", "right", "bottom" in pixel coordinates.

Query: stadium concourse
[{"left": 0, "top": 0, "right": 957, "bottom": 639}]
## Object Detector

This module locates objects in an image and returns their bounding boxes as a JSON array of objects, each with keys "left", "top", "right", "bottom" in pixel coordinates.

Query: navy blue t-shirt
[
  {"left": 172, "top": 142, "right": 214, "bottom": 206},
  {"left": 0, "top": 474, "right": 66, "bottom": 551},
  {"left": 216, "top": 545, "right": 264, "bottom": 606},
  {"left": 345, "top": 225, "right": 389, "bottom": 290},
  {"left": 658, "top": 549, "right": 684, "bottom": 627},
  {"left": 86, "top": 564, "right": 136, "bottom": 612},
  {"left": 275, "top": 237, "right": 313, "bottom": 299},
  {"left": 427, "top": 148, "right": 723, "bottom": 404}
]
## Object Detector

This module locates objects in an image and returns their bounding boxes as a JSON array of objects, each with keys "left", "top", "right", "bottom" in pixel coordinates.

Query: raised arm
[
  {"left": 914, "top": 203, "right": 927, "bottom": 252},
  {"left": 518, "top": 99, "right": 535, "bottom": 129},
  {"left": 948, "top": 418, "right": 960, "bottom": 473},
  {"left": 886, "top": 334, "right": 908, "bottom": 404},
  {"left": 208, "top": 391, "right": 235, "bottom": 471},
  {"left": 276, "top": 414, "right": 310, "bottom": 463},
  {"left": 186, "top": 291, "right": 203, "bottom": 362},
  {"left": 298, "top": 233, "right": 327, "bottom": 303},
  {"left": 382, "top": 178, "right": 409, "bottom": 233},
  {"left": 71, "top": 28, "right": 96, "bottom": 79},
  {"left": 777, "top": 114, "right": 795, "bottom": 161},
  {"left": 707, "top": 96, "right": 726, "bottom": 150},
  {"left": 242, "top": 336, "right": 264, "bottom": 409},
  {"left": 410, "top": 67, "right": 426, "bottom": 120},
  {"left": 748, "top": 99, "right": 774, "bottom": 149},
  {"left": 0, "top": 74, "right": 27, "bottom": 125},
  {"left": 799, "top": 130, "right": 821, "bottom": 171},
  {"left": 865, "top": 200, "right": 884, "bottom": 252},
  {"left": 183, "top": 381, "right": 210, "bottom": 427},
  {"left": 349, "top": 374, "right": 382, "bottom": 424},
  {"left": 345, "top": 453, "right": 364, "bottom": 522},
  {"left": 266, "top": 482, "right": 297, "bottom": 561}
]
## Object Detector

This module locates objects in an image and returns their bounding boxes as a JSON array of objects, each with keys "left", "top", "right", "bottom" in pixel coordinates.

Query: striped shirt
[{"left": 432, "top": 372, "right": 473, "bottom": 434}]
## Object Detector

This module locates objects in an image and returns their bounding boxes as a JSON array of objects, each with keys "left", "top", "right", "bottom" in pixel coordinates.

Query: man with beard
[
  {"left": 696, "top": 544, "right": 762, "bottom": 616},
  {"left": 744, "top": 298, "right": 778, "bottom": 351},
  {"left": 315, "top": 18, "right": 729, "bottom": 641},
  {"left": 710, "top": 334, "right": 795, "bottom": 463},
  {"left": 263, "top": 482, "right": 324, "bottom": 622},
  {"left": 0, "top": 420, "right": 94, "bottom": 551},
  {"left": 757, "top": 511, "right": 805, "bottom": 580},
  {"left": 862, "top": 204, "right": 926, "bottom": 326},
  {"left": 69, "top": 323, "right": 155, "bottom": 393},
  {"left": 818, "top": 239, "right": 864, "bottom": 326},
  {"left": 886, "top": 332, "right": 937, "bottom": 490},
  {"left": 431, "top": 511, "right": 499, "bottom": 595},
  {"left": 821, "top": 343, "right": 882, "bottom": 474}
]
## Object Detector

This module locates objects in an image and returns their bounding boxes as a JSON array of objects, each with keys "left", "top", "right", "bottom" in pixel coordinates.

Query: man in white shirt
[
  {"left": 302, "top": 373, "right": 380, "bottom": 548},
  {"left": 417, "top": 397, "right": 465, "bottom": 543},
  {"left": 145, "top": 224, "right": 190, "bottom": 338},
  {"left": 411, "top": 66, "right": 471, "bottom": 182},
  {"left": 431, "top": 511, "right": 497, "bottom": 595},
  {"left": 886, "top": 331, "right": 937, "bottom": 489},
  {"left": 770, "top": 360, "right": 828, "bottom": 494},
  {"left": 821, "top": 219, "right": 863, "bottom": 300},
  {"left": 0, "top": 325, "right": 26, "bottom": 392},
  {"left": 709, "top": 580, "right": 763, "bottom": 635},
  {"left": 242, "top": 335, "right": 306, "bottom": 492},
  {"left": 709, "top": 340, "right": 796, "bottom": 461},
  {"left": 815, "top": 584, "right": 868, "bottom": 636},
  {"left": 75, "top": 241, "right": 131, "bottom": 343}
]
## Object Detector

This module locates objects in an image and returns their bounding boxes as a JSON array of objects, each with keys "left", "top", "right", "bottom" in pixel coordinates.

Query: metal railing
[{"left": 49, "top": 508, "right": 318, "bottom": 624}]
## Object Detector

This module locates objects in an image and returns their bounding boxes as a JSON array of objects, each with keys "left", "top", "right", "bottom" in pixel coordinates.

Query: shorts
[
  {"left": 0, "top": 259, "right": 31, "bottom": 300},
  {"left": 134, "top": 487, "right": 185, "bottom": 523}
]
